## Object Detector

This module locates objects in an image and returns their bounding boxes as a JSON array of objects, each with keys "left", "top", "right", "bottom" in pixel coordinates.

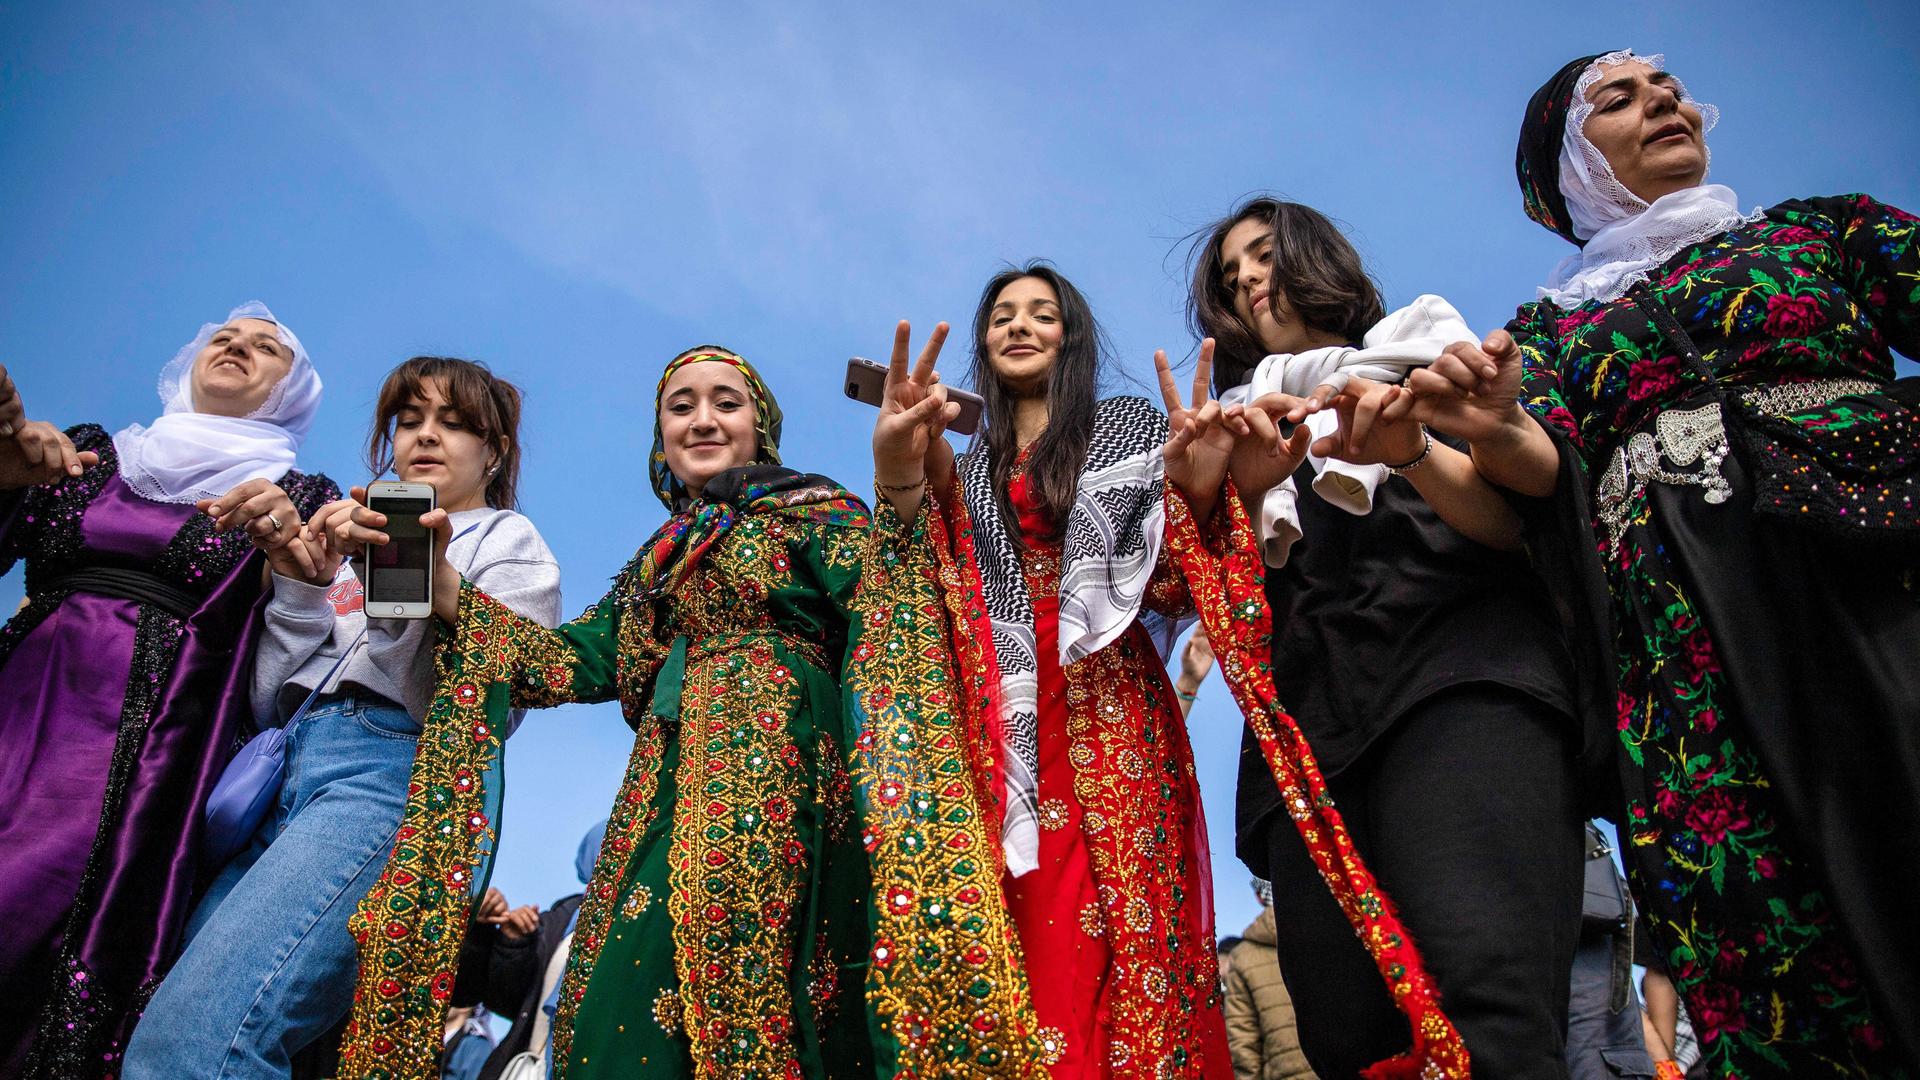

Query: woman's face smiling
[
  {"left": 984, "top": 275, "right": 1065, "bottom": 397},
  {"left": 1580, "top": 58, "right": 1708, "bottom": 205},
  {"left": 659, "top": 361, "right": 758, "bottom": 498},
  {"left": 190, "top": 318, "right": 294, "bottom": 418}
]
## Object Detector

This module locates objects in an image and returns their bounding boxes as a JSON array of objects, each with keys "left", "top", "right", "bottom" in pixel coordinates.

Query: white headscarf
[
  {"left": 113, "top": 301, "right": 323, "bottom": 504},
  {"left": 1539, "top": 50, "right": 1764, "bottom": 307}
]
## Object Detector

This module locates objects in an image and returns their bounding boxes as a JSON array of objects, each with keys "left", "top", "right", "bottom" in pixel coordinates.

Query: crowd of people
[{"left": 0, "top": 47, "right": 1915, "bottom": 1080}]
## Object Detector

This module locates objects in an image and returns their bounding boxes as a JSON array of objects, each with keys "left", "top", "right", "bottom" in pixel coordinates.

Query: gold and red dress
[{"left": 931, "top": 397, "right": 1231, "bottom": 1079}]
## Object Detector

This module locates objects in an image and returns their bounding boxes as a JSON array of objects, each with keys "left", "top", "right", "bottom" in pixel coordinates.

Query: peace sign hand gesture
[
  {"left": 1157, "top": 339, "right": 1239, "bottom": 524},
  {"left": 871, "top": 320, "right": 960, "bottom": 521}
]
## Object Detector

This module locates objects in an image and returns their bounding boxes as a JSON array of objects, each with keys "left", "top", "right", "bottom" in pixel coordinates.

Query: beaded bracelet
[
  {"left": 1386, "top": 427, "right": 1434, "bottom": 475},
  {"left": 874, "top": 476, "right": 928, "bottom": 494}
]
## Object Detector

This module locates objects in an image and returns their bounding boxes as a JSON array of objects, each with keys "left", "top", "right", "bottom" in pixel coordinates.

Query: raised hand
[
  {"left": 0, "top": 420, "right": 98, "bottom": 490},
  {"left": 1387, "top": 330, "right": 1530, "bottom": 446},
  {"left": 1157, "top": 340, "right": 1237, "bottom": 522},
  {"left": 0, "top": 363, "right": 24, "bottom": 439},
  {"left": 870, "top": 320, "right": 960, "bottom": 519},
  {"left": 1224, "top": 392, "right": 1315, "bottom": 503},
  {"left": 1309, "top": 376, "right": 1427, "bottom": 468}
]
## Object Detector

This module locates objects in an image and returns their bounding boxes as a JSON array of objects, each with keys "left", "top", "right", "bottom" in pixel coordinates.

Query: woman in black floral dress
[{"left": 1395, "top": 50, "right": 1920, "bottom": 1077}]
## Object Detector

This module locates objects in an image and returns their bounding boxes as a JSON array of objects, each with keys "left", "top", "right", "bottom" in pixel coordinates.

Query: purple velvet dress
[{"left": 0, "top": 423, "right": 336, "bottom": 1079}]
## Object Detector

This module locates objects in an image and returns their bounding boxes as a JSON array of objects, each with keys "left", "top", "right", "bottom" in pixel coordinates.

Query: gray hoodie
[{"left": 250, "top": 506, "right": 563, "bottom": 727}]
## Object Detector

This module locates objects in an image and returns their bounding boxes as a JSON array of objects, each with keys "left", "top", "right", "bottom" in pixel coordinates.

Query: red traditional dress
[{"left": 931, "top": 398, "right": 1231, "bottom": 1079}]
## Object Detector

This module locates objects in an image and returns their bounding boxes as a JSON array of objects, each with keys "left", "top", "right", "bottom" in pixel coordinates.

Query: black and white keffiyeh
[{"left": 957, "top": 395, "right": 1181, "bottom": 876}]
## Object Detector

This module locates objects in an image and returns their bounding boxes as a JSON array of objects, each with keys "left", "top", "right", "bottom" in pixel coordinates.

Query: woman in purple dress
[{"left": 0, "top": 302, "right": 338, "bottom": 1079}]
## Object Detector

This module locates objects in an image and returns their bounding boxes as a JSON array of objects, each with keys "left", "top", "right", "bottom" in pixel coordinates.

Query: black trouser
[{"left": 1256, "top": 683, "right": 1585, "bottom": 1079}]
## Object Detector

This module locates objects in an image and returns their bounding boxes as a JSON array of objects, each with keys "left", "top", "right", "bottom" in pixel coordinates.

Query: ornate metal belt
[{"left": 1594, "top": 377, "right": 1883, "bottom": 555}]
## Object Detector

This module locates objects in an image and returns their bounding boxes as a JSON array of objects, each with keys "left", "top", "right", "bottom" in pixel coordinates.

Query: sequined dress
[{"left": 0, "top": 423, "right": 337, "bottom": 1079}]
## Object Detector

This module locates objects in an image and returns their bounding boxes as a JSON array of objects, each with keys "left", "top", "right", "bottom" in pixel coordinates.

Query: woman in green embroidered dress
[{"left": 333, "top": 342, "right": 1042, "bottom": 1080}]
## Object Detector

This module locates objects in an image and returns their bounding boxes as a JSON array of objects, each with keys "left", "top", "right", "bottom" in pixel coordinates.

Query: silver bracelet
[{"left": 1385, "top": 427, "right": 1434, "bottom": 475}]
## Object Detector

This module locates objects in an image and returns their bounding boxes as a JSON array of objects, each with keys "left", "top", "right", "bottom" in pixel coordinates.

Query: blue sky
[{"left": 4, "top": 2, "right": 1917, "bottom": 944}]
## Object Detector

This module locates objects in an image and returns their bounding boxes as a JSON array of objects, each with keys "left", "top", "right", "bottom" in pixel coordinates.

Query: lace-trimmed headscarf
[
  {"left": 113, "top": 301, "right": 322, "bottom": 504},
  {"left": 1517, "top": 49, "right": 1762, "bottom": 306}
]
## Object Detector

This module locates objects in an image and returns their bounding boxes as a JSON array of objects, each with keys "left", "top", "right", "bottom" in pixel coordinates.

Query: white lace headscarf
[
  {"left": 113, "top": 301, "right": 323, "bottom": 504},
  {"left": 1539, "top": 50, "right": 1763, "bottom": 307}
]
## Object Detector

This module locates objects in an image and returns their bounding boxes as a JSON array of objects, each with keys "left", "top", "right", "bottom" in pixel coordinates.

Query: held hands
[
  {"left": 1225, "top": 391, "right": 1316, "bottom": 502},
  {"left": 474, "top": 886, "right": 541, "bottom": 943},
  {"left": 200, "top": 479, "right": 331, "bottom": 583},
  {"left": 870, "top": 320, "right": 961, "bottom": 518},
  {"left": 1156, "top": 340, "right": 1237, "bottom": 521},
  {"left": 1307, "top": 376, "right": 1426, "bottom": 467},
  {"left": 1385, "top": 330, "right": 1530, "bottom": 445}
]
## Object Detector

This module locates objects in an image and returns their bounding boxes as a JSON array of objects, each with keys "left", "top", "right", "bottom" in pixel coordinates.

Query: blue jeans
[{"left": 125, "top": 696, "right": 419, "bottom": 1080}]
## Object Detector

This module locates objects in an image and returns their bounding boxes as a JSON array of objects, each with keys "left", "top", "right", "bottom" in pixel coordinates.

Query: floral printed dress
[
  {"left": 344, "top": 491, "right": 1039, "bottom": 1080},
  {"left": 1510, "top": 194, "right": 1920, "bottom": 1077}
]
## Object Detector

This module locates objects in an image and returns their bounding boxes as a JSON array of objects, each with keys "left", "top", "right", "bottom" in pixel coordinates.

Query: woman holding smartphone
[
  {"left": 334, "top": 345, "right": 1036, "bottom": 1080},
  {"left": 126, "top": 356, "right": 562, "bottom": 1080}
]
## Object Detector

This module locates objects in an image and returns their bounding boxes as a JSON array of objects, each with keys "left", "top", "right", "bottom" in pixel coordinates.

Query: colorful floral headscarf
[
  {"left": 1517, "top": 52, "right": 1610, "bottom": 246},
  {"left": 647, "top": 346, "right": 784, "bottom": 512}
]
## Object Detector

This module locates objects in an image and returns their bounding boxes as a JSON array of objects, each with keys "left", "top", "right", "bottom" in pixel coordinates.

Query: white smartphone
[
  {"left": 362, "top": 480, "right": 437, "bottom": 619},
  {"left": 844, "top": 357, "right": 985, "bottom": 437}
]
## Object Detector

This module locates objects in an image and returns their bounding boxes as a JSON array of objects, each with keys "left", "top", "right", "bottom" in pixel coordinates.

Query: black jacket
[{"left": 451, "top": 892, "right": 584, "bottom": 1080}]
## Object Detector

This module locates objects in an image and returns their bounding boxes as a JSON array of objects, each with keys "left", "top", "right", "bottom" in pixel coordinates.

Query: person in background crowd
[
  {"left": 1562, "top": 824, "right": 1654, "bottom": 1080},
  {"left": 908, "top": 262, "right": 1236, "bottom": 1076},
  {"left": 1174, "top": 623, "right": 1214, "bottom": 717},
  {"left": 333, "top": 344, "right": 1037, "bottom": 1080},
  {"left": 1188, "top": 198, "right": 1587, "bottom": 1079},
  {"left": 127, "top": 356, "right": 562, "bottom": 1079},
  {"left": 1216, "top": 936, "right": 1243, "bottom": 987},
  {"left": 1636, "top": 932, "right": 1700, "bottom": 1078},
  {"left": 449, "top": 821, "right": 605, "bottom": 1080},
  {"left": 0, "top": 304, "right": 338, "bottom": 1080},
  {"left": 1397, "top": 49, "right": 1920, "bottom": 1073},
  {"left": 1222, "top": 881, "right": 1317, "bottom": 1080},
  {"left": 439, "top": 1006, "right": 494, "bottom": 1080}
]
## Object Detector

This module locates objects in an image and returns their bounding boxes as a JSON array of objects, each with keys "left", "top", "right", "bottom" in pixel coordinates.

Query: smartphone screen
[{"left": 366, "top": 497, "right": 433, "bottom": 602}]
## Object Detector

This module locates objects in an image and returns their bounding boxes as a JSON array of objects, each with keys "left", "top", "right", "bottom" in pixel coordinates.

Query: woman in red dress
[{"left": 907, "top": 262, "right": 1235, "bottom": 1079}]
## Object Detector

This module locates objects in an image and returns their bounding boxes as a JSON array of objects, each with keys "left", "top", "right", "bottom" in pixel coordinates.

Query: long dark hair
[
  {"left": 1186, "top": 197, "right": 1385, "bottom": 393},
  {"left": 967, "top": 261, "right": 1107, "bottom": 540},
  {"left": 368, "top": 356, "right": 525, "bottom": 510}
]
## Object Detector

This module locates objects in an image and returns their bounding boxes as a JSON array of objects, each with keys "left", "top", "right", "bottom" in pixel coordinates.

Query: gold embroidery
[{"left": 652, "top": 986, "right": 682, "bottom": 1035}]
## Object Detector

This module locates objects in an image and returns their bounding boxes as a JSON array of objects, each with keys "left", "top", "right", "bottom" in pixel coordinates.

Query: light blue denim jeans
[{"left": 125, "top": 695, "right": 420, "bottom": 1080}]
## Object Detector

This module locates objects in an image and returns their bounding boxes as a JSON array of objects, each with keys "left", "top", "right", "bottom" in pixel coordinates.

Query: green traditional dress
[{"left": 339, "top": 349, "right": 1038, "bottom": 1080}]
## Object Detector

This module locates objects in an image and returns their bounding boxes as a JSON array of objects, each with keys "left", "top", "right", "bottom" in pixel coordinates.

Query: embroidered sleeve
[
  {"left": 1142, "top": 486, "right": 1196, "bottom": 618},
  {"left": 1781, "top": 193, "right": 1920, "bottom": 362},
  {"left": 440, "top": 579, "right": 621, "bottom": 712},
  {"left": 836, "top": 495, "right": 1044, "bottom": 1075}
]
